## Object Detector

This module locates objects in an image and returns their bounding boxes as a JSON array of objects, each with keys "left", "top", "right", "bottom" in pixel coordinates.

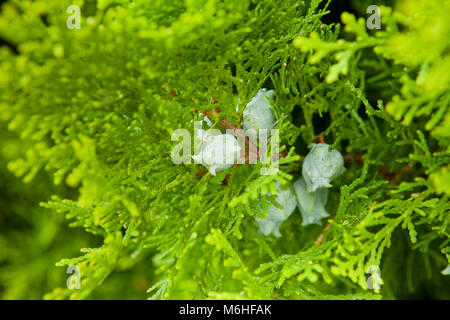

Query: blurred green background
[{"left": 0, "top": 125, "right": 155, "bottom": 299}]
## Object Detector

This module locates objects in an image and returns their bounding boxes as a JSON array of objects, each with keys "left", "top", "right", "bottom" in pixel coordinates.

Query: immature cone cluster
[
  {"left": 197, "top": 89, "right": 345, "bottom": 233},
  {"left": 192, "top": 131, "right": 241, "bottom": 176},
  {"left": 255, "top": 182, "right": 297, "bottom": 237},
  {"left": 242, "top": 88, "right": 276, "bottom": 132},
  {"left": 256, "top": 143, "right": 345, "bottom": 236},
  {"left": 192, "top": 88, "right": 276, "bottom": 176},
  {"left": 293, "top": 178, "right": 329, "bottom": 226},
  {"left": 302, "top": 143, "right": 345, "bottom": 192},
  {"left": 294, "top": 143, "right": 345, "bottom": 226}
]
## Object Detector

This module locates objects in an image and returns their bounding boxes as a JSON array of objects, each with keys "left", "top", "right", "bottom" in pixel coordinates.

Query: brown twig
[
  {"left": 194, "top": 171, "right": 208, "bottom": 178},
  {"left": 316, "top": 135, "right": 325, "bottom": 144},
  {"left": 163, "top": 84, "right": 178, "bottom": 97},
  {"left": 221, "top": 174, "right": 230, "bottom": 186},
  {"left": 314, "top": 218, "right": 334, "bottom": 245}
]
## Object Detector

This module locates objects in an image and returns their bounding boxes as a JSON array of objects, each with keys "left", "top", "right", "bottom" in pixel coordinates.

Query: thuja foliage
[{"left": 0, "top": 0, "right": 449, "bottom": 299}]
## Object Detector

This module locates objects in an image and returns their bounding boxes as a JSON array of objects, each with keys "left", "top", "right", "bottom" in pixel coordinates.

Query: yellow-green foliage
[{"left": 0, "top": 0, "right": 448, "bottom": 299}]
